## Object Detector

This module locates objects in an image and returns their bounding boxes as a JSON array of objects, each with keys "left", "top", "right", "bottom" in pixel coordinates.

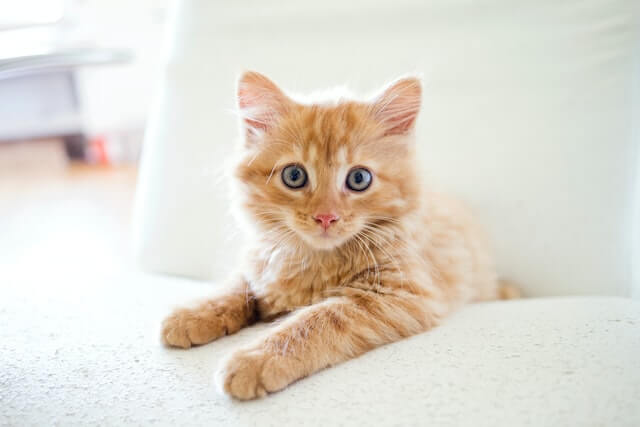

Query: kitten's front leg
[
  {"left": 162, "top": 276, "right": 256, "bottom": 349},
  {"left": 216, "top": 290, "right": 435, "bottom": 399}
]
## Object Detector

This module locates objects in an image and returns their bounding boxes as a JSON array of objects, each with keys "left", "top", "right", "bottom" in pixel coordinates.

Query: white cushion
[
  {"left": 2, "top": 273, "right": 638, "bottom": 425},
  {"left": 133, "top": 0, "right": 640, "bottom": 297}
]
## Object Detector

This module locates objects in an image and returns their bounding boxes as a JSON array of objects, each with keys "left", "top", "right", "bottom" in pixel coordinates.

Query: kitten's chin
[{"left": 298, "top": 231, "right": 351, "bottom": 251}]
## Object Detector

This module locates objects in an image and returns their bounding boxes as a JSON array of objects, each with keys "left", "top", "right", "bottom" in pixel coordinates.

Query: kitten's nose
[{"left": 313, "top": 213, "right": 339, "bottom": 230}]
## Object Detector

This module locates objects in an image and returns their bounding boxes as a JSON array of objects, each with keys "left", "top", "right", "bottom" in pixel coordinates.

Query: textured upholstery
[{"left": 1, "top": 273, "right": 638, "bottom": 425}]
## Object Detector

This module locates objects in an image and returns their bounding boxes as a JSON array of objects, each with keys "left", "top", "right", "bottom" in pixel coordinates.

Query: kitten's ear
[
  {"left": 372, "top": 76, "right": 422, "bottom": 136},
  {"left": 237, "top": 71, "right": 291, "bottom": 140}
]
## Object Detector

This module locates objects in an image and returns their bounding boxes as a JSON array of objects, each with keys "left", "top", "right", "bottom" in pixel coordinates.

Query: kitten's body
[
  {"left": 162, "top": 72, "right": 510, "bottom": 400},
  {"left": 247, "top": 190, "right": 498, "bottom": 320}
]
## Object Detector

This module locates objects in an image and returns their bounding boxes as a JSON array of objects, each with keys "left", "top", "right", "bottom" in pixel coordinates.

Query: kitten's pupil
[
  {"left": 290, "top": 169, "right": 300, "bottom": 181},
  {"left": 354, "top": 171, "right": 363, "bottom": 184}
]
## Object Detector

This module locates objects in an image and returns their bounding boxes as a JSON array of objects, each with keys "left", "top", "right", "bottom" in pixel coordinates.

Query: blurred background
[{"left": 0, "top": 0, "right": 168, "bottom": 279}]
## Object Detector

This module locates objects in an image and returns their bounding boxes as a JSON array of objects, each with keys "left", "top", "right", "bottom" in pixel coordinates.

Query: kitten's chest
[{"left": 247, "top": 248, "right": 355, "bottom": 319}]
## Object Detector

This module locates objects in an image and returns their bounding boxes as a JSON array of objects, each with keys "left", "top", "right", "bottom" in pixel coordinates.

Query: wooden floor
[{"left": 0, "top": 140, "right": 138, "bottom": 281}]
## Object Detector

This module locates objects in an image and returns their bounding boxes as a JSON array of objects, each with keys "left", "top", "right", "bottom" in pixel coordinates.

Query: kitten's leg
[
  {"left": 216, "top": 290, "right": 438, "bottom": 399},
  {"left": 162, "top": 277, "right": 256, "bottom": 349}
]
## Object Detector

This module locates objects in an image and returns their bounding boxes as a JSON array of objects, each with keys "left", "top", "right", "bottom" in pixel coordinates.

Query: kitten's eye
[
  {"left": 346, "top": 167, "right": 372, "bottom": 192},
  {"left": 281, "top": 164, "right": 308, "bottom": 189}
]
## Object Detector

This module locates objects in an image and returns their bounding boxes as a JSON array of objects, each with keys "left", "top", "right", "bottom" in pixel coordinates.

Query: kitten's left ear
[
  {"left": 237, "top": 71, "right": 292, "bottom": 140},
  {"left": 372, "top": 76, "right": 422, "bottom": 136}
]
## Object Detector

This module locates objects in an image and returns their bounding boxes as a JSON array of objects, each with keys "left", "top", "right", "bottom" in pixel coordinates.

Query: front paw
[
  {"left": 215, "top": 349, "right": 299, "bottom": 400},
  {"left": 161, "top": 307, "right": 226, "bottom": 349}
]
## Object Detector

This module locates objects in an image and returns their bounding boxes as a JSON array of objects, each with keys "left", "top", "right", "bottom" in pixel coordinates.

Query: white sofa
[
  {"left": 123, "top": 0, "right": 639, "bottom": 425},
  {"left": 2, "top": 273, "right": 638, "bottom": 426}
]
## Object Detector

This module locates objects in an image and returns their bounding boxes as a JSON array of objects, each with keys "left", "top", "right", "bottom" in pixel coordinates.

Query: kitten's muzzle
[{"left": 313, "top": 213, "right": 340, "bottom": 231}]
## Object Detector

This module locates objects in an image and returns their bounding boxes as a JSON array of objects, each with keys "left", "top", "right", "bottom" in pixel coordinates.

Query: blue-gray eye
[
  {"left": 346, "top": 168, "right": 372, "bottom": 192},
  {"left": 281, "top": 164, "right": 308, "bottom": 189}
]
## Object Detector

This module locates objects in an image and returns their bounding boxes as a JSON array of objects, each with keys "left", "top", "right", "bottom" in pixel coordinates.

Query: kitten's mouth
[
  {"left": 314, "top": 229, "right": 339, "bottom": 242},
  {"left": 285, "top": 218, "right": 352, "bottom": 250},
  {"left": 298, "top": 227, "right": 348, "bottom": 250}
]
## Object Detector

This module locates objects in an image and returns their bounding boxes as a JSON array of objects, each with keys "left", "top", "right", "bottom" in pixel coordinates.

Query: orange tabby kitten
[{"left": 162, "top": 71, "right": 515, "bottom": 400}]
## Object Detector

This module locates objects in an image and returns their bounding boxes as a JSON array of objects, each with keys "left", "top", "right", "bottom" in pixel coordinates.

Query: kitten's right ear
[{"left": 237, "top": 71, "right": 291, "bottom": 140}]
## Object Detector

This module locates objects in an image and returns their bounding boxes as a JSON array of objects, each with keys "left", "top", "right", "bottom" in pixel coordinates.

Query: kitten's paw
[
  {"left": 161, "top": 307, "right": 226, "bottom": 349},
  {"left": 215, "top": 349, "right": 296, "bottom": 400}
]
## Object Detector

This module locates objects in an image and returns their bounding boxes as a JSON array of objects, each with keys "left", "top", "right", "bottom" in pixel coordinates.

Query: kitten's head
[{"left": 233, "top": 71, "right": 422, "bottom": 251}]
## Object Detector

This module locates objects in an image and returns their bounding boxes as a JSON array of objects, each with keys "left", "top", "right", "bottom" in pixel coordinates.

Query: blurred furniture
[{"left": 0, "top": 48, "right": 131, "bottom": 158}]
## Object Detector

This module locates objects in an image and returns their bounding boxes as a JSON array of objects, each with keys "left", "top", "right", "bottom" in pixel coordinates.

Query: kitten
[{"left": 161, "top": 71, "right": 516, "bottom": 400}]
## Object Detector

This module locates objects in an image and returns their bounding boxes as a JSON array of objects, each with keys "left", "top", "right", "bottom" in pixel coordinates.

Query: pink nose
[{"left": 313, "top": 213, "right": 339, "bottom": 230}]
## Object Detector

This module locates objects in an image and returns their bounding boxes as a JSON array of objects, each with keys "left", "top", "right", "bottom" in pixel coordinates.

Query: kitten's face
[{"left": 234, "top": 72, "right": 421, "bottom": 251}]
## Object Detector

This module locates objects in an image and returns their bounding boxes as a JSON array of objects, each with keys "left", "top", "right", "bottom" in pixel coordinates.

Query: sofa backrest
[{"left": 133, "top": 0, "right": 640, "bottom": 297}]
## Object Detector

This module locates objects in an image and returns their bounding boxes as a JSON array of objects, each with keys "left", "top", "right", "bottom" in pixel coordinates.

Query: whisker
[{"left": 359, "top": 225, "right": 407, "bottom": 291}]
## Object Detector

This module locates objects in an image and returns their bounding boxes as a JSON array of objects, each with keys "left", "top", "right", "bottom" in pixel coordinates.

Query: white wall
[
  {"left": 59, "top": 0, "right": 168, "bottom": 135},
  {"left": 632, "top": 24, "right": 640, "bottom": 300}
]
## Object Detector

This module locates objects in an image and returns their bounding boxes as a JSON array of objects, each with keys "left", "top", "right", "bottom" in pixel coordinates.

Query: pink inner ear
[
  {"left": 245, "top": 118, "right": 268, "bottom": 133},
  {"left": 383, "top": 110, "right": 418, "bottom": 136},
  {"left": 237, "top": 88, "right": 268, "bottom": 133},
  {"left": 374, "top": 77, "right": 422, "bottom": 136},
  {"left": 236, "top": 71, "right": 290, "bottom": 137}
]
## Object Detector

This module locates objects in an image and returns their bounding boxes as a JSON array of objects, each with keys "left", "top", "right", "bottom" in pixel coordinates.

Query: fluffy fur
[{"left": 161, "top": 71, "right": 513, "bottom": 400}]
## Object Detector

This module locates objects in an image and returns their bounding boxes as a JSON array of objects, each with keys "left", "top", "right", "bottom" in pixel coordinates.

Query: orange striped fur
[{"left": 161, "top": 72, "right": 504, "bottom": 400}]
